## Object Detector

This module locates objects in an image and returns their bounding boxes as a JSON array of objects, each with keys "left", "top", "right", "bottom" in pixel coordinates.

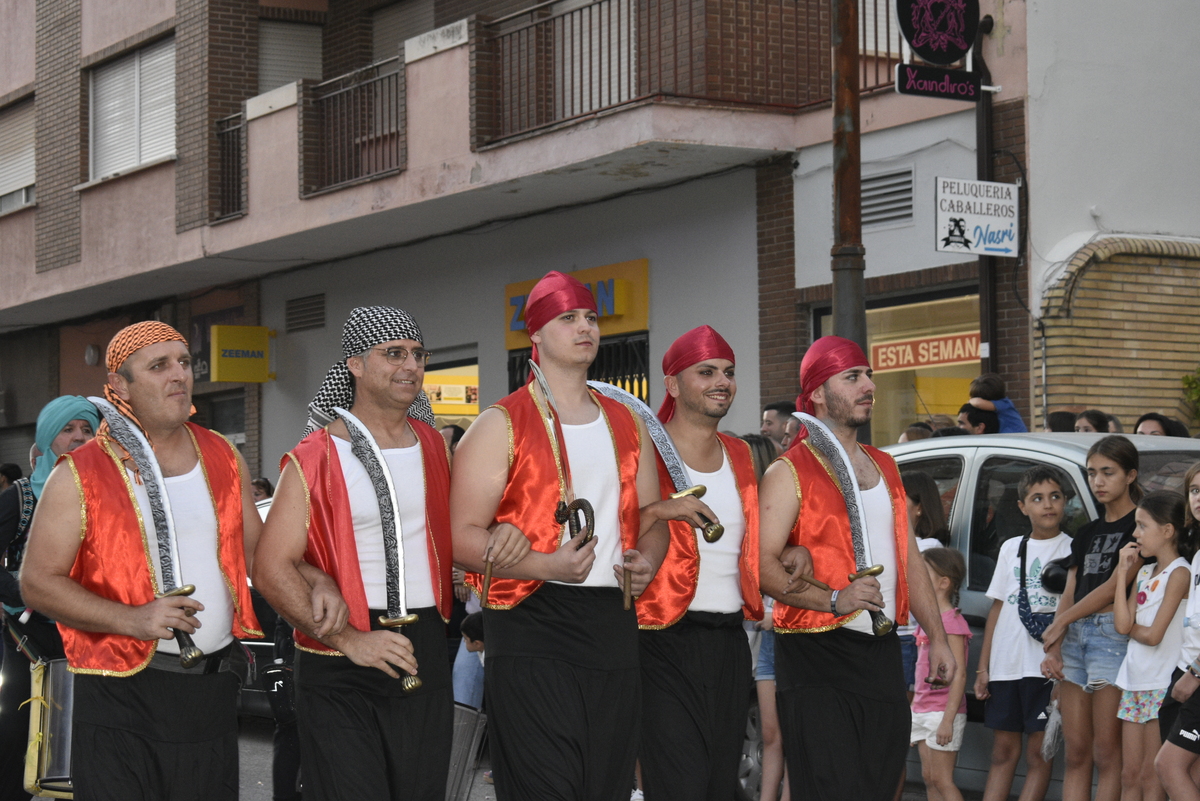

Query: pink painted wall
[
  {"left": 0, "top": 209, "right": 34, "bottom": 277},
  {"left": 0, "top": 0, "right": 36, "bottom": 96},
  {"left": 78, "top": 161, "right": 191, "bottom": 276},
  {"left": 82, "top": 0, "right": 174, "bottom": 57}
]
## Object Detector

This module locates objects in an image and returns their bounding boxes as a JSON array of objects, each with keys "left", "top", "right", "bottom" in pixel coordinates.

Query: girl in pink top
[{"left": 911, "top": 548, "right": 972, "bottom": 801}]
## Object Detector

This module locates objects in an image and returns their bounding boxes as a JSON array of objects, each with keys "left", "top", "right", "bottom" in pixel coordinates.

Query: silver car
[{"left": 886, "top": 432, "right": 1200, "bottom": 797}]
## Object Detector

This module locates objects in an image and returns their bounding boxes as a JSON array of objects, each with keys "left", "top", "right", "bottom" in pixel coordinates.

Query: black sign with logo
[
  {"left": 895, "top": 63, "right": 980, "bottom": 101},
  {"left": 895, "top": 0, "right": 979, "bottom": 65}
]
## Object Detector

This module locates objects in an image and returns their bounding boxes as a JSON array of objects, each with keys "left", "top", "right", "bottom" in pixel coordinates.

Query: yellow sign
[
  {"left": 210, "top": 326, "right": 273, "bottom": 383},
  {"left": 504, "top": 259, "right": 650, "bottom": 350}
]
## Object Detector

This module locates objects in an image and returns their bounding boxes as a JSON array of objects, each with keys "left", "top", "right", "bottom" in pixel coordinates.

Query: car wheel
[{"left": 736, "top": 697, "right": 763, "bottom": 801}]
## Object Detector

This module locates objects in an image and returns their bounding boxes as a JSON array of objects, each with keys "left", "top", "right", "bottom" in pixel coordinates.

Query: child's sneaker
[
  {"left": 483, "top": 770, "right": 494, "bottom": 784},
  {"left": 631, "top": 791, "right": 644, "bottom": 800}
]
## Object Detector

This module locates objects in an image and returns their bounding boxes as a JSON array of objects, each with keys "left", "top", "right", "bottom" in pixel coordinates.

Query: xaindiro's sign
[
  {"left": 934, "top": 177, "right": 1019, "bottom": 257},
  {"left": 872, "top": 331, "right": 981, "bottom": 373},
  {"left": 895, "top": 64, "right": 980, "bottom": 101},
  {"left": 895, "top": 0, "right": 980, "bottom": 65}
]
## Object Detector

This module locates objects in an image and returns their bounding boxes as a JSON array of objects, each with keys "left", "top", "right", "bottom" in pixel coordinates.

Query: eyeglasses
[{"left": 369, "top": 346, "right": 432, "bottom": 367}]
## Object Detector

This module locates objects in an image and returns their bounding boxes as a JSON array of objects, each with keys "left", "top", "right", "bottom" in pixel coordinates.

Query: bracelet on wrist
[
  {"left": 829, "top": 589, "right": 840, "bottom": 616},
  {"left": 1188, "top": 663, "right": 1200, "bottom": 680}
]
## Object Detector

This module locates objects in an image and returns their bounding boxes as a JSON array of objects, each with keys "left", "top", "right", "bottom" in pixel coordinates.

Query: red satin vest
[
  {"left": 638, "top": 433, "right": 763, "bottom": 628},
  {"left": 59, "top": 424, "right": 262, "bottom": 676},
  {"left": 465, "top": 384, "right": 641, "bottom": 609},
  {"left": 773, "top": 437, "right": 909, "bottom": 633},
  {"left": 284, "top": 421, "right": 454, "bottom": 654}
]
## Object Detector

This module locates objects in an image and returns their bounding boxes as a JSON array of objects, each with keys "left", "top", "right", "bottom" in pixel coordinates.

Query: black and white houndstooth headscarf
[{"left": 304, "top": 306, "right": 436, "bottom": 435}]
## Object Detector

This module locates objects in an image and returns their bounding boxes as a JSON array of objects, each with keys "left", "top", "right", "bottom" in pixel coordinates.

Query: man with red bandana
[
  {"left": 451, "top": 271, "right": 702, "bottom": 801},
  {"left": 637, "top": 325, "right": 762, "bottom": 800},
  {"left": 22, "top": 321, "right": 263, "bottom": 801},
  {"left": 758, "top": 335, "right": 955, "bottom": 801}
]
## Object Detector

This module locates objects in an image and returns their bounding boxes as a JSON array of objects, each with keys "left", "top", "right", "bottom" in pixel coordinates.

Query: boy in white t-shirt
[{"left": 974, "top": 466, "right": 1074, "bottom": 801}]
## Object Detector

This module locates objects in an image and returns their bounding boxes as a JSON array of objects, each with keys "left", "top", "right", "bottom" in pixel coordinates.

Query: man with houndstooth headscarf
[{"left": 254, "top": 306, "right": 455, "bottom": 800}]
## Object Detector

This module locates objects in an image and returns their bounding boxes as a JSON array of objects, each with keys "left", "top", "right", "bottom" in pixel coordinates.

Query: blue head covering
[{"left": 31, "top": 396, "right": 101, "bottom": 498}]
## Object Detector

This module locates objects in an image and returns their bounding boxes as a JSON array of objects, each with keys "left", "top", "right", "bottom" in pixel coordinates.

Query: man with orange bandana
[
  {"left": 451, "top": 271, "right": 702, "bottom": 801},
  {"left": 22, "top": 321, "right": 263, "bottom": 801},
  {"left": 636, "top": 325, "right": 762, "bottom": 801},
  {"left": 759, "top": 335, "right": 955, "bottom": 801},
  {"left": 254, "top": 306, "right": 454, "bottom": 801}
]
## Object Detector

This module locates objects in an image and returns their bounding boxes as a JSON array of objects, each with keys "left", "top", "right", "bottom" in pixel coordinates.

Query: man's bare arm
[
  {"left": 450, "top": 408, "right": 590, "bottom": 583},
  {"left": 758, "top": 461, "right": 824, "bottom": 609},
  {"left": 21, "top": 463, "right": 202, "bottom": 640},
  {"left": 253, "top": 461, "right": 416, "bottom": 677},
  {"left": 906, "top": 529, "right": 957, "bottom": 686}
]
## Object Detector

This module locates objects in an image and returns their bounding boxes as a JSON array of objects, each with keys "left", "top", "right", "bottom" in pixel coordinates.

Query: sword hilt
[
  {"left": 669, "top": 485, "right": 725, "bottom": 543},
  {"left": 157, "top": 584, "right": 205, "bottom": 668},
  {"left": 377, "top": 613, "right": 423, "bottom": 692},
  {"left": 557, "top": 498, "right": 595, "bottom": 547},
  {"left": 847, "top": 565, "right": 894, "bottom": 636}
]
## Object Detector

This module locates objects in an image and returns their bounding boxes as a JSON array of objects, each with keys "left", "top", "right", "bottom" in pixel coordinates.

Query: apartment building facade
[{"left": 0, "top": 0, "right": 1196, "bottom": 473}]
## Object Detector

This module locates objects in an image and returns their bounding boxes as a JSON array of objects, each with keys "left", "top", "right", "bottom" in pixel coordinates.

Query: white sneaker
[{"left": 630, "top": 791, "right": 644, "bottom": 801}]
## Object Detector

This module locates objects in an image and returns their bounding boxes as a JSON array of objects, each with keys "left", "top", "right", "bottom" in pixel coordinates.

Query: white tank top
[
  {"left": 843, "top": 479, "right": 898, "bottom": 635},
  {"left": 686, "top": 452, "right": 746, "bottom": 614},
  {"left": 129, "top": 462, "right": 235, "bottom": 655},
  {"left": 549, "top": 415, "right": 622, "bottom": 588},
  {"left": 333, "top": 436, "right": 436, "bottom": 611}
]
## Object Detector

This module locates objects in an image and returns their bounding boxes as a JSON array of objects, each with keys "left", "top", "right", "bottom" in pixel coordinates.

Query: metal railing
[
  {"left": 308, "top": 58, "right": 405, "bottom": 193},
  {"left": 480, "top": 0, "right": 905, "bottom": 142},
  {"left": 216, "top": 112, "right": 245, "bottom": 219}
]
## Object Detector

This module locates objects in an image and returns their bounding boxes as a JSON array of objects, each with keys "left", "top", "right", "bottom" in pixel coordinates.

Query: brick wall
[
  {"left": 323, "top": 0, "right": 372, "bottom": 80},
  {"left": 990, "top": 98, "right": 1032, "bottom": 423},
  {"left": 175, "top": 0, "right": 258, "bottom": 233},
  {"left": 34, "top": 0, "right": 83, "bottom": 272},
  {"left": 757, "top": 156, "right": 802, "bottom": 405},
  {"left": 436, "top": 0, "right": 527, "bottom": 28}
]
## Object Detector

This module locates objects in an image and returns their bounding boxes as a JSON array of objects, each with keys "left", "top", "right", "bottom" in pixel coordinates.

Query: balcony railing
[
  {"left": 301, "top": 58, "right": 406, "bottom": 196},
  {"left": 215, "top": 112, "right": 245, "bottom": 219},
  {"left": 474, "top": 0, "right": 904, "bottom": 143}
]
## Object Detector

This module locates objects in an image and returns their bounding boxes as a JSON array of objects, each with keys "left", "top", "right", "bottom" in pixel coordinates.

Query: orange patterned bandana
[{"left": 102, "top": 322, "right": 191, "bottom": 459}]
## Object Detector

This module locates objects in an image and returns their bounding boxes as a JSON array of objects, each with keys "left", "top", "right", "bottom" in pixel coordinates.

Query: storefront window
[
  {"left": 427, "top": 363, "right": 480, "bottom": 432},
  {"left": 817, "top": 294, "right": 980, "bottom": 445}
]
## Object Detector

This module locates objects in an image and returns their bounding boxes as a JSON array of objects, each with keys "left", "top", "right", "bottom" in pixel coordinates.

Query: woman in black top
[{"left": 1042, "top": 435, "right": 1142, "bottom": 801}]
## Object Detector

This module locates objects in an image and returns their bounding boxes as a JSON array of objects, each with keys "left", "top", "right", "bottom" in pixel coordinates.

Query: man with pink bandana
[
  {"left": 451, "top": 271, "right": 702, "bottom": 801},
  {"left": 759, "top": 335, "right": 955, "bottom": 801}
]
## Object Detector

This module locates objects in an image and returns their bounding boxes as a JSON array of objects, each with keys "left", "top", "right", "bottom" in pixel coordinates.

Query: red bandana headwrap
[
  {"left": 523, "top": 271, "right": 598, "bottom": 374},
  {"left": 797, "top": 335, "right": 870, "bottom": 415},
  {"left": 657, "top": 325, "right": 736, "bottom": 423},
  {"left": 102, "top": 321, "right": 191, "bottom": 456}
]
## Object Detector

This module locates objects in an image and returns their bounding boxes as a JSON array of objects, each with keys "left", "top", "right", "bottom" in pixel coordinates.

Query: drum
[{"left": 24, "top": 658, "right": 73, "bottom": 799}]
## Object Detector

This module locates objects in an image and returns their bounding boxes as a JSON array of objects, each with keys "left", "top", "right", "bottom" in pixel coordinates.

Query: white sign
[{"left": 934, "top": 177, "right": 1019, "bottom": 256}]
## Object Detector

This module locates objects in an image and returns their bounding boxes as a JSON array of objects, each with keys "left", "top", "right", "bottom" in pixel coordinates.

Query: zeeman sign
[
  {"left": 504, "top": 260, "right": 650, "bottom": 351},
  {"left": 211, "top": 325, "right": 274, "bottom": 383}
]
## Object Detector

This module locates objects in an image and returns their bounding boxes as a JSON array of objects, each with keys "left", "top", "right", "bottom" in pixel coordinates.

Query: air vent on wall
[
  {"left": 286, "top": 293, "right": 325, "bottom": 333},
  {"left": 862, "top": 167, "right": 914, "bottom": 228}
]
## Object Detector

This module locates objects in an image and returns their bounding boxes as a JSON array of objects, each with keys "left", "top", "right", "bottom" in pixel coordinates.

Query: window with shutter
[
  {"left": 0, "top": 99, "right": 36, "bottom": 213},
  {"left": 259, "top": 21, "right": 323, "bottom": 94},
  {"left": 90, "top": 37, "right": 176, "bottom": 181}
]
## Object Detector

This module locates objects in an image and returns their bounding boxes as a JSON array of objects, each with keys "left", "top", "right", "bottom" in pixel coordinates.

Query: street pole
[{"left": 831, "top": 0, "right": 870, "bottom": 442}]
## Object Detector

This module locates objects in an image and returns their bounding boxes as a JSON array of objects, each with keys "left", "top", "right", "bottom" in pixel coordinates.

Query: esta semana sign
[
  {"left": 894, "top": 64, "right": 980, "bottom": 101},
  {"left": 872, "top": 332, "right": 981, "bottom": 373}
]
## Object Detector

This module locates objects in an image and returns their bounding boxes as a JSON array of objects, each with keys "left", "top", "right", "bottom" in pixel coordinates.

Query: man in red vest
[
  {"left": 23, "top": 321, "right": 263, "bottom": 801},
  {"left": 254, "top": 306, "right": 454, "bottom": 801},
  {"left": 759, "top": 335, "right": 956, "bottom": 801},
  {"left": 636, "top": 325, "right": 762, "bottom": 800},
  {"left": 451, "top": 272, "right": 705, "bottom": 801}
]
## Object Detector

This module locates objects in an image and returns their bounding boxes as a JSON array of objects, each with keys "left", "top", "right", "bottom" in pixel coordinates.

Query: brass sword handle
[
  {"left": 157, "top": 584, "right": 205, "bottom": 669},
  {"left": 847, "top": 565, "right": 894, "bottom": 636},
  {"left": 377, "top": 614, "right": 423, "bottom": 692},
  {"left": 668, "top": 485, "right": 724, "bottom": 543}
]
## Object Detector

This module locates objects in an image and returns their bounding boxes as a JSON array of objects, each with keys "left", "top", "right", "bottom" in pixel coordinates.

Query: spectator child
[
  {"left": 975, "top": 466, "right": 1074, "bottom": 801},
  {"left": 1075, "top": 409, "right": 1110, "bottom": 433},
  {"left": 454, "top": 611, "right": 486, "bottom": 709},
  {"left": 911, "top": 548, "right": 971, "bottom": 801},
  {"left": 969, "top": 374, "right": 1028, "bottom": 433},
  {"left": 1113, "top": 491, "right": 1191, "bottom": 801},
  {"left": 1041, "top": 435, "right": 1143, "bottom": 801},
  {"left": 900, "top": 472, "right": 953, "bottom": 701},
  {"left": 1155, "top": 463, "right": 1200, "bottom": 801},
  {"left": 1045, "top": 411, "right": 1077, "bottom": 433}
]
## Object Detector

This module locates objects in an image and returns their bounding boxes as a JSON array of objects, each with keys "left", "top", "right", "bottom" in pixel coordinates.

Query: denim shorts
[
  {"left": 1060, "top": 612, "right": 1129, "bottom": 692},
  {"left": 756, "top": 630, "right": 776, "bottom": 682}
]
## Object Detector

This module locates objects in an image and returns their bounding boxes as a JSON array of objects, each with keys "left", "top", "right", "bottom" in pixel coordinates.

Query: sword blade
[
  {"left": 585, "top": 381, "right": 690, "bottom": 493},
  {"left": 528, "top": 360, "right": 577, "bottom": 506}
]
